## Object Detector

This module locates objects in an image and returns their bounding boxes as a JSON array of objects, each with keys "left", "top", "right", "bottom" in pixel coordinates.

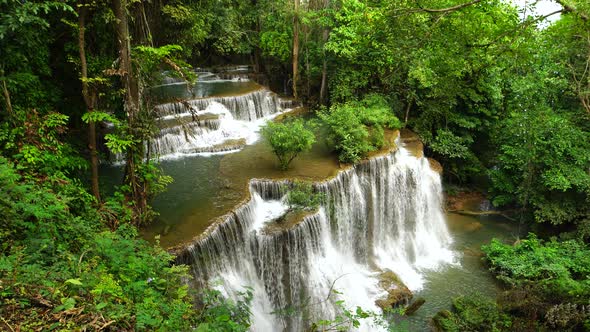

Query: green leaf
[{"left": 65, "top": 278, "right": 83, "bottom": 286}]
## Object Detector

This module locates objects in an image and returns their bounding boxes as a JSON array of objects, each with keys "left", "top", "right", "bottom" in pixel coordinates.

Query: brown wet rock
[
  {"left": 403, "top": 140, "right": 424, "bottom": 158},
  {"left": 428, "top": 158, "right": 443, "bottom": 174},
  {"left": 260, "top": 209, "right": 317, "bottom": 235},
  {"left": 463, "top": 221, "right": 483, "bottom": 232},
  {"left": 446, "top": 191, "right": 486, "bottom": 211},
  {"left": 375, "top": 270, "right": 413, "bottom": 310},
  {"left": 463, "top": 247, "right": 485, "bottom": 257},
  {"left": 400, "top": 129, "right": 420, "bottom": 142}
]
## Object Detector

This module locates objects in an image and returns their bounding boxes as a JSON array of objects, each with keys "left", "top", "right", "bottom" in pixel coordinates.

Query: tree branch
[
  {"left": 417, "top": 0, "right": 482, "bottom": 13},
  {"left": 470, "top": 9, "right": 563, "bottom": 48},
  {"left": 554, "top": 0, "right": 589, "bottom": 21}
]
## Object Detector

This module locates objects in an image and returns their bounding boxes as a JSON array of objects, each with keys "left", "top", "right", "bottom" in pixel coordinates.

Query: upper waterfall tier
[
  {"left": 146, "top": 87, "right": 297, "bottom": 159},
  {"left": 176, "top": 140, "right": 455, "bottom": 331},
  {"left": 154, "top": 88, "right": 282, "bottom": 121}
]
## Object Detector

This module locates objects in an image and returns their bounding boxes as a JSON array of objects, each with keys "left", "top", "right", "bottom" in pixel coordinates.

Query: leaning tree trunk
[
  {"left": 292, "top": 0, "right": 300, "bottom": 99},
  {"left": 1, "top": 66, "right": 13, "bottom": 117},
  {"left": 113, "top": 0, "right": 146, "bottom": 223},
  {"left": 319, "top": 28, "right": 329, "bottom": 104},
  {"left": 318, "top": 0, "right": 330, "bottom": 104},
  {"left": 78, "top": 5, "right": 101, "bottom": 203}
]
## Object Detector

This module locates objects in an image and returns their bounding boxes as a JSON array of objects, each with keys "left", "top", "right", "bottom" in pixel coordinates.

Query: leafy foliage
[
  {"left": 0, "top": 127, "right": 249, "bottom": 331},
  {"left": 489, "top": 104, "right": 590, "bottom": 225},
  {"left": 0, "top": 109, "right": 87, "bottom": 175},
  {"left": 195, "top": 288, "right": 253, "bottom": 332},
  {"left": 483, "top": 235, "right": 590, "bottom": 295},
  {"left": 286, "top": 181, "right": 325, "bottom": 211},
  {"left": 318, "top": 94, "right": 400, "bottom": 163},
  {"left": 474, "top": 234, "right": 590, "bottom": 331},
  {"left": 261, "top": 118, "right": 316, "bottom": 170},
  {"left": 308, "top": 291, "right": 399, "bottom": 332},
  {"left": 432, "top": 294, "right": 513, "bottom": 332},
  {"left": 0, "top": 156, "right": 190, "bottom": 330}
]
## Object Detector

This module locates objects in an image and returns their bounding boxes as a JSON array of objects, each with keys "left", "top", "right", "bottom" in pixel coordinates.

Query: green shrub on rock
[
  {"left": 318, "top": 94, "right": 401, "bottom": 163},
  {"left": 286, "top": 181, "right": 325, "bottom": 211},
  {"left": 261, "top": 119, "right": 316, "bottom": 170},
  {"left": 431, "top": 294, "right": 512, "bottom": 332}
]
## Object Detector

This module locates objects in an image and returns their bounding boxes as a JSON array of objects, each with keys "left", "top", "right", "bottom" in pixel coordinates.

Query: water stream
[{"left": 176, "top": 145, "right": 457, "bottom": 331}]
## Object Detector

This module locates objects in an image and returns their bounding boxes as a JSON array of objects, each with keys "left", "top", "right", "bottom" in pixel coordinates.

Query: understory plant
[{"left": 433, "top": 234, "right": 590, "bottom": 332}]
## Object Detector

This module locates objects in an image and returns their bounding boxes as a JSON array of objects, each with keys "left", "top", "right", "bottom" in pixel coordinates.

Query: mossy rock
[
  {"left": 431, "top": 310, "right": 459, "bottom": 332},
  {"left": 375, "top": 270, "right": 413, "bottom": 310}
]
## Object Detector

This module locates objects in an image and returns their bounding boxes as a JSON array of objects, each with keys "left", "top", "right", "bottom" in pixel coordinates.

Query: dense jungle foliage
[{"left": 1, "top": 0, "right": 589, "bottom": 330}]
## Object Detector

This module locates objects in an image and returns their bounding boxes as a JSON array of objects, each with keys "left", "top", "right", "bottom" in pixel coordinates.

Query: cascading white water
[
  {"left": 150, "top": 88, "right": 287, "bottom": 158},
  {"left": 179, "top": 144, "right": 455, "bottom": 331},
  {"left": 109, "top": 87, "right": 294, "bottom": 162},
  {"left": 155, "top": 88, "right": 281, "bottom": 121}
]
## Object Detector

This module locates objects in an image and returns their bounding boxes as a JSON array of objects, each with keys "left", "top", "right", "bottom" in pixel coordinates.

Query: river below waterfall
[
  {"left": 404, "top": 212, "right": 519, "bottom": 330},
  {"left": 99, "top": 70, "right": 520, "bottom": 331}
]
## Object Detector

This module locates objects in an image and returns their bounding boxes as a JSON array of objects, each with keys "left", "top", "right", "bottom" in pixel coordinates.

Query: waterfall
[
  {"left": 154, "top": 88, "right": 281, "bottom": 121},
  {"left": 150, "top": 88, "right": 287, "bottom": 158},
  {"left": 109, "top": 87, "right": 292, "bottom": 162},
  {"left": 177, "top": 144, "right": 455, "bottom": 331}
]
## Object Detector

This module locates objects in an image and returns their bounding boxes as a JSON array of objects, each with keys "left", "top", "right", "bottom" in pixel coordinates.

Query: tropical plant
[
  {"left": 261, "top": 118, "right": 315, "bottom": 170},
  {"left": 286, "top": 181, "right": 325, "bottom": 211}
]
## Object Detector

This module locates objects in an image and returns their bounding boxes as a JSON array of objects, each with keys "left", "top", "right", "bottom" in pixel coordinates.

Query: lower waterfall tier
[{"left": 177, "top": 144, "right": 455, "bottom": 331}]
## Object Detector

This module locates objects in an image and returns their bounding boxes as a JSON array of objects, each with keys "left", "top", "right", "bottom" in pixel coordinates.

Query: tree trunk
[
  {"left": 1, "top": 76, "right": 12, "bottom": 117},
  {"left": 404, "top": 95, "right": 414, "bottom": 124},
  {"left": 305, "top": 27, "right": 310, "bottom": 99},
  {"left": 319, "top": 28, "right": 329, "bottom": 104},
  {"left": 78, "top": 5, "right": 101, "bottom": 203},
  {"left": 140, "top": 1, "right": 153, "bottom": 46},
  {"left": 319, "top": 0, "right": 330, "bottom": 104},
  {"left": 292, "top": 0, "right": 300, "bottom": 98},
  {"left": 113, "top": 0, "right": 145, "bottom": 223},
  {"left": 1, "top": 64, "right": 13, "bottom": 117}
]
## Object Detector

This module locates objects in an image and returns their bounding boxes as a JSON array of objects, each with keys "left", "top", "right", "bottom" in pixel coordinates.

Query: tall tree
[
  {"left": 77, "top": 2, "right": 101, "bottom": 202},
  {"left": 292, "top": 0, "right": 300, "bottom": 98},
  {"left": 112, "top": 0, "right": 147, "bottom": 221}
]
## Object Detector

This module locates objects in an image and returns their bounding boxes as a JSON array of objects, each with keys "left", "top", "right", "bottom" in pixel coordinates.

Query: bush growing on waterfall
[
  {"left": 318, "top": 104, "right": 372, "bottom": 163},
  {"left": 286, "top": 181, "right": 325, "bottom": 211},
  {"left": 318, "top": 94, "right": 401, "bottom": 163},
  {"left": 261, "top": 119, "right": 316, "bottom": 170}
]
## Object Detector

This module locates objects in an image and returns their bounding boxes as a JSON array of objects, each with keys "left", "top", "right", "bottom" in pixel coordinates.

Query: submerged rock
[
  {"left": 404, "top": 297, "right": 426, "bottom": 315},
  {"left": 375, "top": 270, "right": 413, "bottom": 310},
  {"left": 463, "top": 247, "right": 485, "bottom": 257}
]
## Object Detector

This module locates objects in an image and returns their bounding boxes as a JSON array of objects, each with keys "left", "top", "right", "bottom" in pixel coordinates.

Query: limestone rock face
[{"left": 375, "top": 270, "right": 413, "bottom": 310}]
